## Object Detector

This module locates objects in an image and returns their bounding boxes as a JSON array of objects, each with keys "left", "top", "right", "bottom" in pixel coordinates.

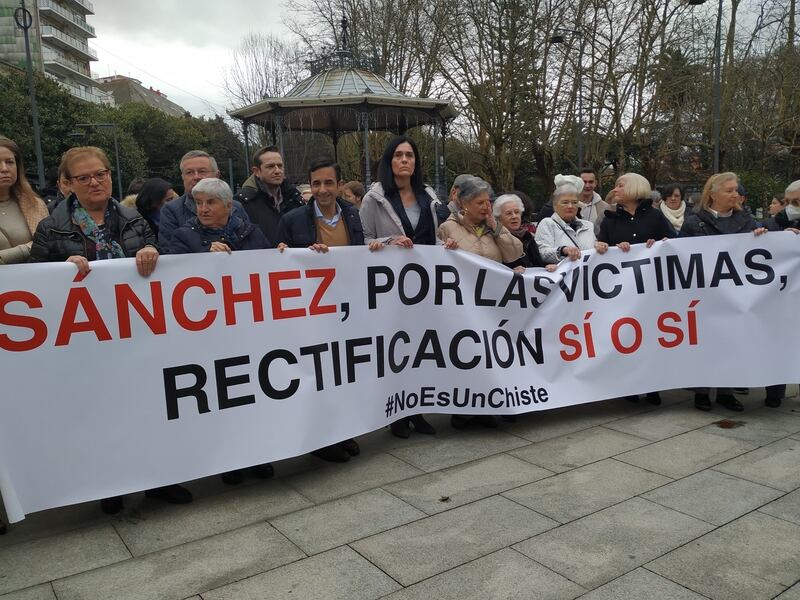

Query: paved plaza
[{"left": 1, "top": 386, "right": 799, "bottom": 600}]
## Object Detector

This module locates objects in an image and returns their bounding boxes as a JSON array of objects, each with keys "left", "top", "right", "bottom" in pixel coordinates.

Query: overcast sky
[{"left": 89, "top": 0, "right": 289, "bottom": 117}]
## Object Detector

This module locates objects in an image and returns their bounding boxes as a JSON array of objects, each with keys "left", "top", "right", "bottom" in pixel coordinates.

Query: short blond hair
[
  {"left": 615, "top": 173, "right": 651, "bottom": 203},
  {"left": 699, "top": 172, "right": 739, "bottom": 212},
  {"left": 60, "top": 146, "right": 111, "bottom": 179}
]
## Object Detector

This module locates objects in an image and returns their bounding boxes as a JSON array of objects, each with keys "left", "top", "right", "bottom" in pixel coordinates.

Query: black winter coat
[
  {"left": 680, "top": 208, "right": 757, "bottom": 237},
  {"left": 504, "top": 229, "right": 545, "bottom": 269},
  {"left": 236, "top": 179, "right": 304, "bottom": 244},
  {"left": 159, "top": 193, "right": 250, "bottom": 253},
  {"left": 29, "top": 198, "right": 156, "bottom": 262},
  {"left": 277, "top": 198, "right": 365, "bottom": 248},
  {"left": 169, "top": 216, "right": 272, "bottom": 254},
  {"left": 598, "top": 200, "right": 675, "bottom": 245},
  {"left": 764, "top": 209, "right": 800, "bottom": 232}
]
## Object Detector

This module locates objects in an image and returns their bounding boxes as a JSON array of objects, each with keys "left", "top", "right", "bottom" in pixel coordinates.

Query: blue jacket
[
  {"left": 277, "top": 198, "right": 365, "bottom": 247},
  {"left": 159, "top": 193, "right": 250, "bottom": 253},
  {"left": 169, "top": 216, "right": 271, "bottom": 254}
]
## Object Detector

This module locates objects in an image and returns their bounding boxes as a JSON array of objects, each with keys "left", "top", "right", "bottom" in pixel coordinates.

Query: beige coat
[
  {"left": 438, "top": 213, "right": 523, "bottom": 263},
  {"left": 0, "top": 193, "right": 48, "bottom": 264}
]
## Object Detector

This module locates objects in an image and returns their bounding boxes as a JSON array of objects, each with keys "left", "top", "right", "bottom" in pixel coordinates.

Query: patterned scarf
[{"left": 71, "top": 198, "right": 125, "bottom": 260}]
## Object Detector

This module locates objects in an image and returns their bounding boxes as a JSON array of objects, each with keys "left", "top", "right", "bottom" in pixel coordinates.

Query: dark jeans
[{"left": 765, "top": 384, "right": 786, "bottom": 400}]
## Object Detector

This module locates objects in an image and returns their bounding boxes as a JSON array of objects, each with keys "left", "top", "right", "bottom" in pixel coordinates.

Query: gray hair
[
  {"left": 451, "top": 173, "right": 472, "bottom": 191},
  {"left": 493, "top": 193, "right": 524, "bottom": 217},
  {"left": 192, "top": 178, "right": 232, "bottom": 206},
  {"left": 553, "top": 183, "right": 581, "bottom": 200},
  {"left": 786, "top": 180, "right": 800, "bottom": 195},
  {"left": 180, "top": 150, "right": 219, "bottom": 173},
  {"left": 457, "top": 176, "right": 493, "bottom": 204}
]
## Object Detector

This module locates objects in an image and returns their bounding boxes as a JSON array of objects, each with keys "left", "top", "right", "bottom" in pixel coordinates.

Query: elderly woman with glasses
[
  {"left": 169, "top": 178, "right": 271, "bottom": 254},
  {"left": 535, "top": 174, "right": 608, "bottom": 265},
  {"left": 29, "top": 146, "right": 193, "bottom": 515}
]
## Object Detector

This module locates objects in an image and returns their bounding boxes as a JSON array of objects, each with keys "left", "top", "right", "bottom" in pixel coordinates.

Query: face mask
[{"left": 785, "top": 204, "right": 800, "bottom": 221}]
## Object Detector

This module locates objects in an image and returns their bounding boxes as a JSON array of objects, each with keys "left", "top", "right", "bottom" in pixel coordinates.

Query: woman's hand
[
  {"left": 66, "top": 255, "right": 91, "bottom": 275},
  {"left": 594, "top": 241, "right": 609, "bottom": 254},
  {"left": 309, "top": 243, "right": 329, "bottom": 253},
  {"left": 486, "top": 213, "right": 497, "bottom": 231},
  {"left": 135, "top": 246, "right": 159, "bottom": 277},
  {"left": 545, "top": 264, "right": 558, "bottom": 272},
  {"left": 278, "top": 242, "right": 288, "bottom": 253},
  {"left": 753, "top": 227, "right": 768, "bottom": 236},
  {"left": 368, "top": 240, "right": 385, "bottom": 252},
  {"left": 443, "top": 238, "right": 458, "bottom": 250},
  {"left": 787, "top": 227, "right": 800, "bottom": 235},
  {"left": 616, "top": 241, "right": 631, "bottom": 252},
  {"left": 209, "top": 241, "right": 232, "bottom": 253},
  {"left": 645, "top": 238, "right": 657, "bottom": 248},
  {"left": 563, "top": 246, "right": 581, "bottom": 261},
  {"left": 513, "top": 265, "right": 526, "bottom": 274},
  {"left": 391, "top": 235, "right": 414, "bottom": 248}
]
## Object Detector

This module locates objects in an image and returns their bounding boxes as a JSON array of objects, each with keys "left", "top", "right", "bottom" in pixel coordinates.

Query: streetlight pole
[
  {"left": 551, "top": 28, "right": 585, "bottom": 168},
  {"left": 76, "top": 123, "right": 124, "bottom": 199},
  {"left": 14, "top": 0, "right": 45, "bottom": 189}
]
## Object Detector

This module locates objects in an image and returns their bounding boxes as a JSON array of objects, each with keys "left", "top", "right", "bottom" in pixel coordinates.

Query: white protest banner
[{"left": 0, "top": 233, "right": 797, "bottom": 521}]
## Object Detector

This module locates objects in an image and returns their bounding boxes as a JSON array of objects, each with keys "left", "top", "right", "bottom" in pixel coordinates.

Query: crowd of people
[{"left": 1, "top": 132, "right": 798, "bottom": 531}]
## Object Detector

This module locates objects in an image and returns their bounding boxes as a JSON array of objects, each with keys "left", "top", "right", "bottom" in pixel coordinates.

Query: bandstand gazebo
[{"left": 228, "top": 20, "right": 457, "bottom": 195}]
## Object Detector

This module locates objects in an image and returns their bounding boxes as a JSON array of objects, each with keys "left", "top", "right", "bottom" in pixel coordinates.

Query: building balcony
[
  {"left": 42, "top": 48, "right": 95, "bottom": 86},
  {"left": 40, "top": 25, "right": 98, "bottom": 61},
  {"left": 46, "top": 73, "right": 110, "bottom": 104},
  {"left": 38, "top": 0, "right": 96, "bottom": 37},
  {"left": 60, "top": 0, "right": 94, "bottom": 16}
]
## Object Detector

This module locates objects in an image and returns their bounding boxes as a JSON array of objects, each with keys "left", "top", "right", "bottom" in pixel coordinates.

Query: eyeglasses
[
  {"left": 181, "top": 168, "right": 214, "bottom": 177},
  {"left": 559, "top": 200, "right": 580, "bottom": 206},
  {"left": 70, "top": 169, "right": 110, "bottom": 185}
]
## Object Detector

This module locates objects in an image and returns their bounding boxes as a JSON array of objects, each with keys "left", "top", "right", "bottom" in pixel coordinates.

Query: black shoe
[
  {"left": 695, "top": 393, "right": 711, "bottom": 411},
  {"left": 250, "top": 463, "right": 275, "bottom": 479},
  {"left": 733, "top": 388, "right": 749, "bottom": 395},
  {"left": 625, "top": 395, "right": 640, "bottom": 403},
  {"left": 221, "top": 469, "right": 245, "bottom": 485},
  {"left": 410, "top": 415, "right": 436, "bottom": 435},
  {"left": 312, "top": 444, "right": 350, "bottom": 463},
  {"left": 390, "top": 418, "right": 411, "bottom": 439},
  {"left": 339, "top": 438, "right": 360, "bottom": 456},
  {"left": 502, "top": 415, "right": 517, "bottom": 423},
  {"left": 0, "top": 518, "right": 6, "bottom": 535},
  {"left": 451, "top": 415, "right": 470, "bottom": 429},
  {"left": 145, "top": 484, "right": 193, "bottom": 504},
  {"left": 100, "top": 496, "right": 124, "bottom": 515},
  {"left": 477, "top": 415, "right": 498, "bottom": 428},
  {"left": 765, "top": 396, "right": 784, "bottom": 408},
  {"left": 646, "top": 392, "right": 662, "bottom": 406},
  {"left": 717, "top": 394, "right": 744, "bottom": 412}
]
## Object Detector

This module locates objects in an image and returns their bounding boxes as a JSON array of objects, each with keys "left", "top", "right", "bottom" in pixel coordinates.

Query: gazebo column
[
  {"left": 275, "top": 114, "right": 286, "bottom": 157},
  {"left": 361, "top": 111, "right": 371, "bottom": 187},
  {"left": 242, "top": 121, "right": 251, "bottom": 164},
  {"left": 433, "top": 117, "right": 442, "bottom": 199},
  {"left": 440, "top": 117, "right": 448, "bottom": 199},
  {"left": 330, "top": 127, "right": 339, "bottom": 162}
]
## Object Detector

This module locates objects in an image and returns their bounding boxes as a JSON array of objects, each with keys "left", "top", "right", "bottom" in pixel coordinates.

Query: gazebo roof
[{"left": 228, "top": 67, "right": 457, "bottom": 133}]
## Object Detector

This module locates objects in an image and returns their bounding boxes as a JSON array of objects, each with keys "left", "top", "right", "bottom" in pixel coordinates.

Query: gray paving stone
[
  {"left": 649, "top": 511, "right": 800, "bottom": 600},
  {"left": 509, "top": 426, "right": 650, "bottom": 473},
  {"left": 643, "top": 469, "right": 784, "bottom": 526},
  {"left": 578, "top": 567, "right": 708, "bottom": 599},
  {"left": 714, "top": 438, "right": 800, "bottom": 492},
  {"left": 384, "top": 454, "right": 552, "bottom": 515},
  {"left": 387, "top": 430, "right": 530, "bottom": 472},
  {"left": 285, "top": 453, "right": 423, "bottom": 504},
  {"left": 0, "top": 524, "right": 130, "bottom": 595},
  {"left": 202, "top": 546, "right": 400, "bottom": 600},
  {"left": 616, "top": 430, "right": 758, "bottom": 479},
  {"left": 759, "top": 489, "right": 800, "bottom": 525},
  {"left": 270, "top": 489, "right": 425, "bottom": 554},
  {"left": 503, "top": 458, "right": 671, "bottom": 523},
  {"left": 0, "top": 503, "right": 108, "bottom": 550},
  {"left": 382, "top": 548, "right": 585, "bottom": 600},
  {"left": 114, "top": 480, "right": 312, "bottom": 556},
  {"left": 700, "top": 408, "right": 800, "bottom": 445},
  {"left": 513, "top": 497, "right": 713, "bottom": 589},
  {"left": 0, "top": 584, "right": 56, "bottom": 600},
  {"left": 52, "top": 522, "right": 304, "bottom": 600},
  {"left": 604, "top": 403, "right": 722, "bottom": 441},
  {"left": 775, "top": 583, "right": 800, "bottom": 599},
  {"left": 351, "top": 495, "right": 557, "bottom": 586}
]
